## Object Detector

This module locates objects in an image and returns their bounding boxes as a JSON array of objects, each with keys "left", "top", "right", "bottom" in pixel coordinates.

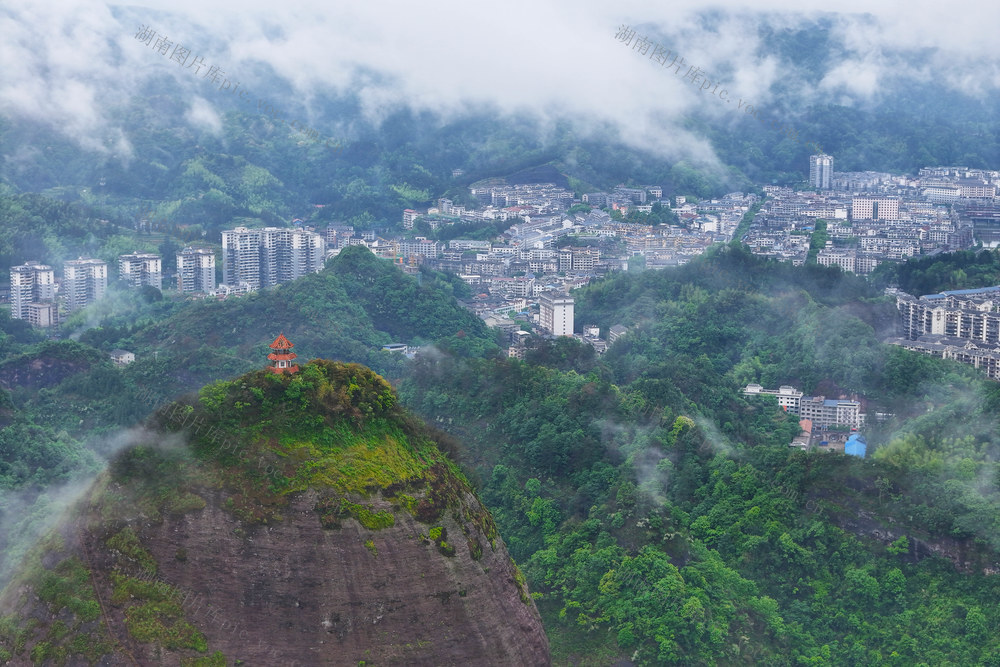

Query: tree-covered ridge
[
  {"left": 7, "top": 247, "right": 498, "bottom": 435},
  {"left": 140, "top": 359, "right": 480, "bottom": 528},
  {"left": 400, "top": 246, "right": 1000, "bottom": 664},
  {"left": 0, "top": 246, "right": 496, "bottom": 536},
  {"left": 0, "top": 246, "right": 497, "bottom": 592},
  {"left": 327, "top": 246, "right": 492, "bottom": 350},
  {"left": 0, "top": 193, "right": 119, "bottom": 276},
  {"left": 873, "top": 247, "right": 1000, "bottom": 295}
]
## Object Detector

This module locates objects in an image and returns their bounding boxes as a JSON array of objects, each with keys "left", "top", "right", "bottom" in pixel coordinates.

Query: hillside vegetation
[
  {"left": 0, "top": 360, "right": 548, "bottom": 665},
  {"left": 401, "top": 245, "right": 1000, "bottom": 665}
]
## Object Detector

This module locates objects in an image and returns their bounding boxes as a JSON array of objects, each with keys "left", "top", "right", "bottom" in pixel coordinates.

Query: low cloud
[{"left": 1, "top": 0, "right": 998, "bottom": 173}]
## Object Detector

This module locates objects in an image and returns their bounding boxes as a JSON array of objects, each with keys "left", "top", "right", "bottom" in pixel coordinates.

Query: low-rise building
[
  {"left": 110, "top": 349, "right": 136, "bottom": 365},
  {"left": 745, "top": 384, "right": 861, "bottom": 428},
  {"left": 798, "top": 396, "right": 862, "bottom": 428},
  {"left": 743, "top": 384, "right": 803, "bottom": 412},
  {"left": 887, "top": 335, "right": 1000, "bottom": 381},
  {"left": 608, "top": 324, "right": 628, "bottom": 344},
  {"left": 25, "top": 301, "right": 57, "bottom": 328}
]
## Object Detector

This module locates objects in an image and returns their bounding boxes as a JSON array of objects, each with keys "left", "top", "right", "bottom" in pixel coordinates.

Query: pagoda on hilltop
[{"left": 267, "top": 333, "right": 299, "bottom": 374}]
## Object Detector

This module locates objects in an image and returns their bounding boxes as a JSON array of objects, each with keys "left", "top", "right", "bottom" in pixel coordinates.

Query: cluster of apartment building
[
  {"left": 10, "top": 258, "right": 108, "bottom": 327},
  {"left": 889, "top": 286, "right": 1000, "bottom": 380},
  {"left": 220, "top": 226, "right": 326, "bottom": 292},
  {"left": 8, "top": 223, "right": 330, "bottom": 327},
  {"left": 117, "top": 248, "right": 217, "bottom": 294}
]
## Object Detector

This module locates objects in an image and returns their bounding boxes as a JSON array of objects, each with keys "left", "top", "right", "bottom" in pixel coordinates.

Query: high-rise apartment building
[
  {"left": 537, "top": 293, "right": 574, "bottom": 337},
  {"left": 10, "top": 262, "right": 56, "bottom": 325},
  {"left": 118, "top": 253, "right": 163, "bottom": 289},
  {"left": 809, "top": 154, "right": 834, "bottom": 189},
  {"left": 281, "top": 228, "right": 327, "bottom": 284},
  {"left": 221, "top": 226, "right": 326, "bottom": 291},
  {"left": 222, "top": 227, "right": 261, "bottom": 290},
  {"left": 176, "top": 247, "right": 217, "bottom": 292},
  {"left": 63, "top": 258, "right": 108, "bottom": 311}
]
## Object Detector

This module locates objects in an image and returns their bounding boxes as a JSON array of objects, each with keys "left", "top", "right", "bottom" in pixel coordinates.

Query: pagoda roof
[{"left": 269, "top": 333, "right": 294, "bottom": 350}]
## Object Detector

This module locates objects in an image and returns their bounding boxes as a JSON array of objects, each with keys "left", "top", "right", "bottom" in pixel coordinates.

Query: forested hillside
[
  {"left": 873, "top": 247, "right": 1000, "bottom": 296},
  {"left": 400, "top": 245, "right": 1000, "bottom": 664},
  {"left": 4, "top": 241, "right": 1000, "bottom": 664},
  {"left": 0, "top": 360, "right": 549, "bottom": 665},
  {"left": 0, "top": 247, "right": 496, "bottom": 585}
]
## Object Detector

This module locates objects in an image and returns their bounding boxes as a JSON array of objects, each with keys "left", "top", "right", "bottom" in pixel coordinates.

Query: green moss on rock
[
  {"left": 110, "top": 573, "right": 207, "bottom": 651},
  {"left": 0, "top": 540, "right": 114, "bottom": 664},
  {"left": 182, "top": 650, "right": 227, "bottom": 666},
  {"left": 106, "top": 526, "right": 157, "bottom": 575}
]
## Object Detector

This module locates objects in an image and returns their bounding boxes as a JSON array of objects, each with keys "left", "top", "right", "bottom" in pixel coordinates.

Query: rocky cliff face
[{"left": 0, "top": 360, "right": 550, "bottom": 665}]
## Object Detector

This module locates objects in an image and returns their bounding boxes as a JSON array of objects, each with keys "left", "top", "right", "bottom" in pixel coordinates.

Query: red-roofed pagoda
[{"left": 267, "top": 333, "right": 299, "bottom": 374}]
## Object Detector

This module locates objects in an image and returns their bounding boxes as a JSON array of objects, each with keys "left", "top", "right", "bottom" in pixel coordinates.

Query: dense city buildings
[
  {"left": 10, "top": 262, "right": 56, "bottom": 325},
  {"left": 809, "top": 154, "right": 834, "bottom": 189},
  {"left": 118, "top": 253, "right": 162, "bottom": 290},
  {"left": 63, "top": 258, "right": 108, "bottom": 312},
  {"left": 747, "top": 159, "right": 985, "bottom": 271},
  {"left": 176, "top": 247, "right": 217, "bottom": 293}
]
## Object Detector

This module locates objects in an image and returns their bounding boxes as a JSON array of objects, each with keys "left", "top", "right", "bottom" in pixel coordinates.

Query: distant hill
[{"left": 0, "top": 360, "right": 549, "bottom": 665}]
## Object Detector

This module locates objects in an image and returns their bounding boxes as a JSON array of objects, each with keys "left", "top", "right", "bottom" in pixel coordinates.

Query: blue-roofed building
[{"left": 845, "top": 434, "right": 867, "bottom": 458}]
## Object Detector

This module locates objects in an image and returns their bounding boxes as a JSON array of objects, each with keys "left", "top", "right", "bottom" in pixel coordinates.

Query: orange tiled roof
[{"left": 269, "top": 333, "right": 294, "bottom": 350}]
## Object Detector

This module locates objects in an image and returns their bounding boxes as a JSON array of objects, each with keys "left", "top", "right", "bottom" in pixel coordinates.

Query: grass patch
[
  {"left": 37, "top": 557, "right": 101, "bottom": 622},
  {"left": 106, "top": 526, "right": 157, "bottom": 575},
  {"left": 0, "top": 549, "right": 114, "bottom": 664},
  {"left": 110, "top": 573, "right": 206, "bottom": 651},
  {"left": 123, "top": 600, "right": 207, "bottom": 651},
  {"left": 166, "top": 492, "right": 207, "bottom": 515},
  {"left": 182, "top": 650, "right": 227, "bottom": 666}
]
